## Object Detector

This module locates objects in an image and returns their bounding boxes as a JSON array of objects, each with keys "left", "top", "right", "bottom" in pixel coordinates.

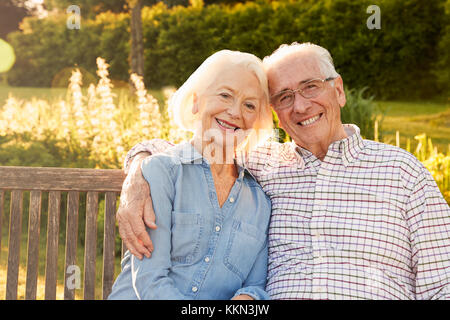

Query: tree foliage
[{"left": 6, "top": 0, "right": 449, "bottom": 99}]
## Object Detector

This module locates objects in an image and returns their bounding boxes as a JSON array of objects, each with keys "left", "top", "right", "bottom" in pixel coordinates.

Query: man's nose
[{"left": 292, "top": 91, "right": 312, "bottom": 114}]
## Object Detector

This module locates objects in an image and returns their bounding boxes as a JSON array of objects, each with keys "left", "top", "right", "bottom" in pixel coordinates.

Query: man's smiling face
[{"left": 267, "top": 52, "right": 347, "bottom": 153}]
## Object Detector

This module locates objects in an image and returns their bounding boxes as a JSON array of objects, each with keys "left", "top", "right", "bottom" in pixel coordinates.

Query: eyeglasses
[{"left": 270, "top": 77, "right": 337, "bottom": 110}]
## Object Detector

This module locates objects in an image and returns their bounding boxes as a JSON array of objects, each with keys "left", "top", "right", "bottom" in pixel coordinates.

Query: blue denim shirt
[{"left": 108, "top": 142, "right": 271, "bottom": 300}]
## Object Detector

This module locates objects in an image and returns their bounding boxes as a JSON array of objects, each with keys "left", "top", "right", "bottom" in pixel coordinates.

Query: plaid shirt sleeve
[
  {"left": 406, "top": 160, "right": 450, "bottom": 299},
  {"left": 123, "top": 139, "right": 174, "bottom": 174}
]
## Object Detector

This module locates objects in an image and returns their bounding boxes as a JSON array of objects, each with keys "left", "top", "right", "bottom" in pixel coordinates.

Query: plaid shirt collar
[{"left": 292, "top": 124, "right": 365, "bottom": 167}]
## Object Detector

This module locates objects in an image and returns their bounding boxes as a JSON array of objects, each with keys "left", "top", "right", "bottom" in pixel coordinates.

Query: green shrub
[{"left": 341, "top": 86, "right": 385, "bottom": 140}]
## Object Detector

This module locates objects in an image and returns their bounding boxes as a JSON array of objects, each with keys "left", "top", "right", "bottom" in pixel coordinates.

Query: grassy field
[{"left": 377, "top": 100, "right": 450, "bottom": 153}]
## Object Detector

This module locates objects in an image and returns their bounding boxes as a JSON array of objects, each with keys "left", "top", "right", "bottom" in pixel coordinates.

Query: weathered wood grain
[
  {"left": 0, "top": 166, "right": 125, "bottom": 192},
  {"left": 1, "top": 165, "right": 126, "bottom": 300},
  {"left": 44, "top": 191, "right": 61, "bottom": 300},
  {"left": 0, "top": 190, "right": 4, "bottom": 257},
  {"left": 25, "top": 190, "right": 42, "bottom": 300},
  {"left": 102, "top": 192, "right": 117, "bottom": 300},
  {"left": 6, "top": 190, "right": 23, "bottom": 300},
  {"left": 83, "top": 191, "right": 99, "bottom": 300},
  {"left": 64, "top": 191, "right": 80, "bottom": 300}
]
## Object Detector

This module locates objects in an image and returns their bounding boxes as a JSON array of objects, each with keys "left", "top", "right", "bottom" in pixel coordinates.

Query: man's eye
[
  {"left": 304, "top": 84, "right": 319, "bottom": 90},
  {"left": 279, "top": 93, "right": 292, "bottom": 102}
]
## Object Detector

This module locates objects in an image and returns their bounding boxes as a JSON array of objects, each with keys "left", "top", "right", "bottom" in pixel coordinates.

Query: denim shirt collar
[{"left": 176, "top": 142, "right": 257, "bottom": 181}]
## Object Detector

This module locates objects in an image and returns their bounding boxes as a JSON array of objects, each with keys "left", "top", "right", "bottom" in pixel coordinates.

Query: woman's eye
[
  {"left": 245, "top": 103, "right": 256, "bottom": 110},
  {"left": 219, "top": 93, "right": 231, "bottom": 98}
]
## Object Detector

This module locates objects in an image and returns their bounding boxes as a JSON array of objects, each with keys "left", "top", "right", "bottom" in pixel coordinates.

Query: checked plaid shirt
[{"left": 125, "top": 124, "right": 450, "bottom": 300}]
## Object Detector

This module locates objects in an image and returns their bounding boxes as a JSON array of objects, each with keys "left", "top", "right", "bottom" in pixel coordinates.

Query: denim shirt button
[
  {"left": 229, "top": 197, "right": 235, "bottom": 203},
  {"left": 215, "top": 226, "right": 221, "bottom": 232},
  {"left": 204, "top": 256, "right": 210, "bottom": 263},
  {"left": 192, "top": 286, "right": 198, "bottom": 292}
]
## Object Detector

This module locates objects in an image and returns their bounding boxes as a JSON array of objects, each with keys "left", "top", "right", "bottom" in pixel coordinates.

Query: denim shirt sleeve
[
  {"left": 129, "top": 155, "right": 188, "bottom": 300},
  {"left": 232, "top": 237, "right": 270, "bottom": 300}
]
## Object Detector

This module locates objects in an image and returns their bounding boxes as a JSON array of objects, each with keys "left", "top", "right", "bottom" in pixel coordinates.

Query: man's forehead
[{"left": 267, "top": 53, "right": 322, "bottom": 92}]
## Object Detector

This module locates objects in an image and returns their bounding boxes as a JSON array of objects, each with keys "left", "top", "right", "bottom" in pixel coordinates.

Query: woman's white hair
[
  {"left": 169, "top": 49, "right": 273, "bottom": 150},
  {"left": 262, "top": 42, "right": 340, "bottom": 79}
]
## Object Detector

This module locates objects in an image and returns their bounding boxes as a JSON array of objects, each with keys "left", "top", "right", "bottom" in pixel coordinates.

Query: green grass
[{"left": 377, "top": 100, "right": 450, "bottom": 153}]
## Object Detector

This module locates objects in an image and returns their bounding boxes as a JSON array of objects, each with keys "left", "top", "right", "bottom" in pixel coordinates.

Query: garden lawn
[{"left": 376, "top": 100, "right": 450, "bottom": 153}]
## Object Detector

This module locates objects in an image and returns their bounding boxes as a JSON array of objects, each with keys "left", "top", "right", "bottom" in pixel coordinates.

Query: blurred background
[{"left": 0, "top": 0, "right": 449, "bottom": 299}]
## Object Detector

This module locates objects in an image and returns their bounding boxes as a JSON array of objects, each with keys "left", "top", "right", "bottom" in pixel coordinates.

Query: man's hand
[{"left": 117, "top": 152, "right": 157, "bottom": 260}]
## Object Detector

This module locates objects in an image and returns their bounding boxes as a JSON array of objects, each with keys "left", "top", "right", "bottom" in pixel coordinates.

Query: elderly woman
[{"left": 108, "top": 50, "right": 274, "bottom": 300}]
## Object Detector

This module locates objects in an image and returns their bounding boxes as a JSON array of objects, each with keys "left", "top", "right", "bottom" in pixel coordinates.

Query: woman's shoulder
[
  {"left": 143, "top": 142, "right": 192, "bottom": 167},
  {"left": 140, "top": 143, "right": 187, "bottom": 180}
]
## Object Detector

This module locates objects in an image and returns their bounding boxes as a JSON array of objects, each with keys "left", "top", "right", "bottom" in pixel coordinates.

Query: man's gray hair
[{"left": 262, "top": 42, "right": 340, "bottom": 78}]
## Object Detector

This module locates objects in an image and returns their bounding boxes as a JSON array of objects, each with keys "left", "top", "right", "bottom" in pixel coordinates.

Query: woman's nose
[{"left": 226, "top": 101, "right": 242, "bottom": 119}]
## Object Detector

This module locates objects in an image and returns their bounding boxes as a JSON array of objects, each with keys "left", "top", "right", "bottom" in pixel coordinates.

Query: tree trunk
[{"left": 130, "top": 0, "right": 144, "bottom": 78}]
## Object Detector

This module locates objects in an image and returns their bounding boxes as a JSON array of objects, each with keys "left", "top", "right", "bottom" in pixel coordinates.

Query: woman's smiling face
[{"left": 193, "top": 64, "right": 265, "bottom": 153}]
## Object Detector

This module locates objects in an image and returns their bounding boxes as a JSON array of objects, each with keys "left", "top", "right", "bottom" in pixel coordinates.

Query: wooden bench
[{"left": 0, "top": 166, "right": 126, "bottom": 300}]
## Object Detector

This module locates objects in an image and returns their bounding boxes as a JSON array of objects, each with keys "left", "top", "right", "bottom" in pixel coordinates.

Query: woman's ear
[{"left": 192, "top": 93, "right": 199, "bottom": 115}]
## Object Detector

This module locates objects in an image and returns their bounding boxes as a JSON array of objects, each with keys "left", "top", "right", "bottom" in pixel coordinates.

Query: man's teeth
[
  {"left": 300, "top": 114, "right": 321, "bottom": 126},
  {"left": 217, "top": 119, "right": 239, "bottom": 130}
]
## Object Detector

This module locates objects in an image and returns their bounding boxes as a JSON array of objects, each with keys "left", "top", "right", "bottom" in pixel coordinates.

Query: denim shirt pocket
[
  {"left": 223, "top": 219, "right": 266, "bottom": 281},
  {"left": 171, "top": 211, "right": 203, "bottom": 264}
]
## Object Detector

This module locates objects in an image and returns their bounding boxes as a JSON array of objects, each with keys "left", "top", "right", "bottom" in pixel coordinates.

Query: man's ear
[
  {"left": 334, "top": 76, "right": 346, "bottom": 108},
  {"left": 192, "top": 93, "right": 199, "bottom": 114}
]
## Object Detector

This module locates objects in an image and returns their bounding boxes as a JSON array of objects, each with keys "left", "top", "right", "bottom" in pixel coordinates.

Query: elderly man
[{"left": 117, "top": 42, "right": 450, "bottom": 299}]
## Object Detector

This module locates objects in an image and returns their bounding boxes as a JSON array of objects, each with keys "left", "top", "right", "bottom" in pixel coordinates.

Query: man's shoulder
[
  {"left": 361, "top": 139, "right": 425, "bottom": 175},
  {"left": 251, "top": 140, "right": 288, "bottom": 158}
]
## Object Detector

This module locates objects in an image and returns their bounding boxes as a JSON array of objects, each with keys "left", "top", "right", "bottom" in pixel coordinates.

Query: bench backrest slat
[
  {"left": 25, "top": 191, "right": 42, "bottom": 300},
  {"left": 64, "top": 191, "right": 80, "bottom": 300},
  {"left": 102, "top": 192, "right": 117, "bottom": 300},
  {"left": 6, "top": 190, "right": 23, "bottom": 300},
  {"left": 0, "top": 190, "right": 4, "bottom": 260},
  {"left": 44, "top": 191, "right": 61, "bottom": 300},
  {"left": 83, "top": 191, "right": 99, "bottom": 300}
]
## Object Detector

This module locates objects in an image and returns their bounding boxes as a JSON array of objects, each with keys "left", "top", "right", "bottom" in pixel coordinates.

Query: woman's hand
[
  {"left": 232, "top": 294, "right": 254, "bottom": 300},
  {"left": 116, "top": 152, "right": 157, "bottom": 260}
]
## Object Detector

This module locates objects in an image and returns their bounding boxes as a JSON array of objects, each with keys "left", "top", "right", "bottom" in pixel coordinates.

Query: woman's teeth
[
  {"left": 299, "top": 114, "right": 321, "bottom": 126},
  {"left": 216, "top": 119, "right": 239, "bottom": 131}
]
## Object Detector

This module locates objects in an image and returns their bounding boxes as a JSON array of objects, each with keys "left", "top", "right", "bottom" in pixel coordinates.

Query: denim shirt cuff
[{"left": 233, "top": 286, "right": 270, "bottom": 300}]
